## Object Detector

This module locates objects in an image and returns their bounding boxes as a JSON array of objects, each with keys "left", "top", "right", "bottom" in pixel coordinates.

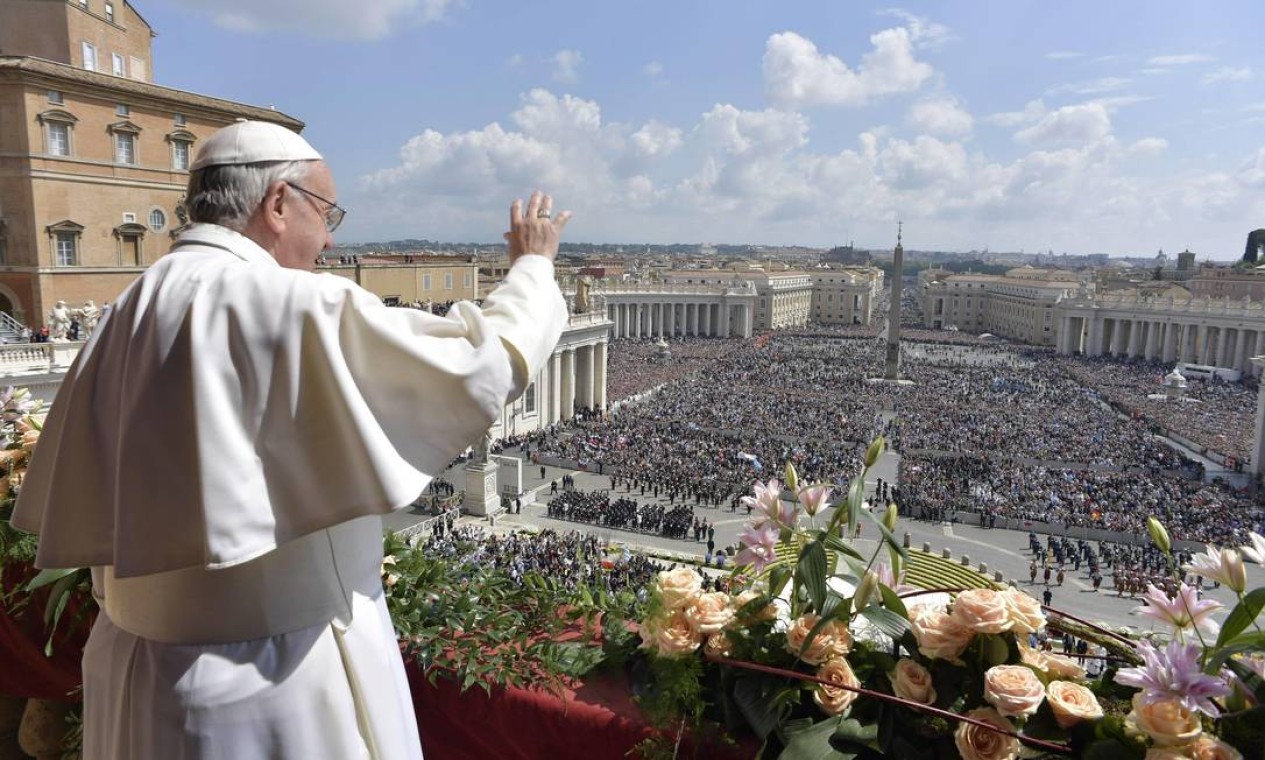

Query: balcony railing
[{"left": 0, "top": 342, "right": 81, "bottom": 377}]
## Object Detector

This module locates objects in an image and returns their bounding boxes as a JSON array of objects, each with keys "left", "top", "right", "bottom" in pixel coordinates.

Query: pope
[{"left": 12, "top": 120, "right": 572, "bottom": 759}]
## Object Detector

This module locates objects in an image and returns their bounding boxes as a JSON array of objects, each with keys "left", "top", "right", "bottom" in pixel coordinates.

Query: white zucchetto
[{"left": 191, "top": 120, "right": 323, "bottom": 170}]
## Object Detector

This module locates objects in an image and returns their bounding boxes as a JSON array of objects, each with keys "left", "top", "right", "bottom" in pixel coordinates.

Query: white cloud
[
  {"left": 1147, "top": 53, "right": 1214, "bottom": 66},
  {"left": 1014, "top": 103, "right": 1112, "bottom": 146},
  {"left": 983, "top": 99, "right": 1046, "bottom": 127},
  {"left": 1045, "top": 51, "right": 1084, "bottom": 60},
  {"left": 1128, "top": 137, "right": 1168, "bottom": 156},
  {"left": 629, "top": 121, "right": 683, "bottom": 158},
  {"left": 355, "top": 88, "right": 1264, "bottom": 257},
  {"left": 551, "top": 49, "right": 583, "bottom": 84},
  {"left": 763, "top": 29, "right": 933, "bottom": 108},
  {"left": 876, "top": 9, "right": 953, "bottom": 49},
  {"left": 1204, "top": 67, "right": 1253, "bottom": 84},
  {"left": 165, "top": 0, "right": 454, "bottom": 40},
  {"left": 505, "top": 53, "right": 524, "bottom": 69},
  {"left": 1139, "top": 68, "right": 1170, "bottom": 75},
  {"left": 1047, "top": 77, "right": 1131, "bottom": 96},
  {"left": 908, "top": 97, "right": 974, "bottom": 136},
  {"left": 1240, "top": 148, "right": 1265, "bottom": 187},
  {"left": 643, "top": 61, "right": 664, "bottom": 77},
  {"left": 879, "top": 135, "right": 967, "bottom": 190}
]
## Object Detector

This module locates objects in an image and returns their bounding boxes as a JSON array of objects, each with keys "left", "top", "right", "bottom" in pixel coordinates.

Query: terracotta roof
[{"left": 0, "top": 56, "right": 304, "bottom": 129}]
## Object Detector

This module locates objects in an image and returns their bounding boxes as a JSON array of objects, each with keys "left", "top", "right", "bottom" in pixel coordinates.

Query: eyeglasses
[{"left": 285, "top": 181, "right": 347, "bottom": 233}]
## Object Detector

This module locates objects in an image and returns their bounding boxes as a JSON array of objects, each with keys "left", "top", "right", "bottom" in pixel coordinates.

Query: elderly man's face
[{"left": 275, "top": 162, "right": 337, "bottom": 271}]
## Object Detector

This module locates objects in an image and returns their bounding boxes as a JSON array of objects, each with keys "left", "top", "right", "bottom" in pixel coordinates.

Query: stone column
[
  {"left": 702, "top": 303, "right": 711, "bottom": 336},
  {"left": 1236, "top": 328, "right": 1250, "bottom": 372},
  {"left": 1087, "top": 317, "right": 1103, "bottom": 357},
  {"left": 1253, "top": 357, "right": 1265, "bottom": 478},
  {"left": 1127, "top": 319, "right": 1143, "bottom": 358},
  {"left": 743, "top": 304, "right": 754, "bottom": 338},
  {"left": 594, "top": 340, "right": 608, "bottom": 412},
  {"left": 1162, "top": 323, "right": 1178, "bottom": 363},
  {"left": 720, "top": 304, "right": 731, "bottom": 338},
  {"left": 1216, "top": 327, "right": 1230, "bottom": 367},
  {"left": 576, "top": 345, "right": 594, "bottom": 410},
  {"left": 550, "top": 352, "right": 562, "bottom": 424},
  {"left": 561, "top": 349, "right": 575, "bottom": 420}
]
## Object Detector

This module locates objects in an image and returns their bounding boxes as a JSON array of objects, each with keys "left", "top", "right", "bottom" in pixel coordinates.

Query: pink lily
[
  {"left": 797, "top": 484, "right": 833, "bottom": 517},
  {"left": 1134, "top": 583, "right": 1222, "bottom": 636},
  {"left": 735, "top": 522, "right": 780, "bottom": 573}
]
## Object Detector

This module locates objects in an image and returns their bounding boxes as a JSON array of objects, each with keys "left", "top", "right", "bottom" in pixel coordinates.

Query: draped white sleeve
[{"left": 13, "top": 225, "right": 568, "bottom": 577}]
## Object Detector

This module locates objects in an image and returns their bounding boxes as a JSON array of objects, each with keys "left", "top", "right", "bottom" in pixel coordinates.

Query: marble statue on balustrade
[
  {"left": 47, "top": 300, "right": 71, "bottom": 341},
  {"left": 471, "top": 428, "right": 493, "bottom": 464},
  {"left": 574, "top": 275, "right": 592, "bottom": 314},
  {"left": 78, "top": 300, "right": 101, "bottom": 338}
]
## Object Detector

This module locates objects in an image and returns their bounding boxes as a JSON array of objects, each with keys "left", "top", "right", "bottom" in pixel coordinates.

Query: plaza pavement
[{"left": 384, "top": 446, "right": 1265, "bottom": 635}]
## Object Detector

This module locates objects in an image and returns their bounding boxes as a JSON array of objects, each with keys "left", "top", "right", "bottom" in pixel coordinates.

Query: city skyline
[{"left": 141, "top": 1, "right": 1264, "bottom": 258}]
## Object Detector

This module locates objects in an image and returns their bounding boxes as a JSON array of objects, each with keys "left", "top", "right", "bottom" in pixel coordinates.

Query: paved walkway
[{"left": 385, "top": 449, "right": 1265, "bottom": 634}]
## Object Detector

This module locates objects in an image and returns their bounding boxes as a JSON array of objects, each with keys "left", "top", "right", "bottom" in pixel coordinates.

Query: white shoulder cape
[{"left": 13, "top": 224, "right": 568, "bottom": 577}]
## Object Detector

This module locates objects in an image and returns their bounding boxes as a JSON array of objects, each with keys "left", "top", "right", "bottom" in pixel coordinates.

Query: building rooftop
[{"left": 0, "top": 55, "right": 303, "bottom": 129}]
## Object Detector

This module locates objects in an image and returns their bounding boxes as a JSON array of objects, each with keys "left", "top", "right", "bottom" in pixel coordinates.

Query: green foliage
[
  {"left": 1215, "top": 588, "right": 1265, "bottom": 649},
  {"left": 383, "top": 530, "right": 629, "bottom": 696}
]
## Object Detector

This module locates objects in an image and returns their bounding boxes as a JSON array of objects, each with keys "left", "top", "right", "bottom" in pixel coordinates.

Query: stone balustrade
[{"left": 0, "top": 342, "right": 81, "bottom": 377}]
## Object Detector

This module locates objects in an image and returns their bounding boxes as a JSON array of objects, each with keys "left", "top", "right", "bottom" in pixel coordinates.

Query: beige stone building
[
  {"left": 319, "top": 254, "right": 480, "bottom": 304},
  {"left": 0, "top": 0, "right": 303, "bottom": 330},
  {"left": 1188, "top": 264, "right": 1265, "bottom": 301},
  {"left": 810, "top": 267, "right": 882, "bottom": 326},
  {"left": 920, "top": 266, "right": 1079, "bottom": 346},
  {"left": 663, "top": 265, "right": 814, "bottom": 330}
]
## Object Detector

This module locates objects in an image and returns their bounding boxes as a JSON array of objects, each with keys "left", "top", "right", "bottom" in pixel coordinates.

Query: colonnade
[
  {"left": 607, "top": 301, "right": 753, "bottom": 339},
  {"left": 539, "top": 339, "right": 607, "bottom": 425},
  {"left": 1058, "top": 314, "right": 1265, "bottom": 373}
]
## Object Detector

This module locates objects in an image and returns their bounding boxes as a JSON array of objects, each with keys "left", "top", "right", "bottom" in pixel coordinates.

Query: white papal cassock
[{"left": 12, "top": 223, "right": 568, "bottom": 759}]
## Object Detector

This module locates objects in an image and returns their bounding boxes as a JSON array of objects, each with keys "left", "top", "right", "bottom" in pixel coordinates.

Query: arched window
[
  {"left": 165, "top": 129, "right": 196, "bottom": 171},
  {"left": 113, "top": 222, "right": 147, "bottom": 266},
  {"left": 108, "top": 120, "right": 141, "bottom": 165},
  {"left": 46, "top": 220, "right": 84, "bottom": 266},
  {"left": 37, "top": 109, "right": 78, "bottom": 157}
]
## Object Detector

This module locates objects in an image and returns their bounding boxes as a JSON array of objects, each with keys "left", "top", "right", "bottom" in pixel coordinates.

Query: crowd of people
[
  {"left": 606, "top": 337, "right": 753, "bottom": 404},
  {"left": 527, "top": 331, "right": 1262, "bottom": 552},
  {"left": 1059, "top": 356, "right": 1258, "bottom": 464},
  {"left": 545, "top": 490, "right": 697, "bottom": 540},
  {"left": 421, "top": 526, "right": 666, "bottom": 596},
  {"left": 900, "top": 454, "right": 1262, "bottom": 545}
]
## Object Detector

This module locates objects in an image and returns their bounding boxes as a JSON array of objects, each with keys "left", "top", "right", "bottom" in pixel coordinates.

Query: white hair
[{"left": 185, "top": 160, "right": 316, "bottom": 232}]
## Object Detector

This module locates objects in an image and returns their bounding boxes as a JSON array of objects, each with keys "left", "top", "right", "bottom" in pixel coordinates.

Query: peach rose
[
  {"left": 983, "top": 665, "right": 1045, "bottom": 719},
  {"left": 733, "top": 590, "right": 777, "bottom": 622},
  {"left": 655, "top": 567, "right": 703, "bottom": 610},
  {"left": 1046, "top": 681, "right": 1103, "bottom": 728},
  {"left": 952, "top": 589, "right": 1014, "bottom": 634},
  {"left": 1000, "top": 588, "right": 1046, "bottom": 635},
  {"left": 785, "top": 614, "right": 853, "bottom": 665},
  {"left": 954, "top": 707, "right": 1020, "bottom": 760},
  {"left": 813, "top": 658, "right": 860, "bottom": 716},
  {"left": 1018, "top": 643, "right": 1050, "bottom": 671},
  {"left": 683, "top": 591, "right": 734, "bottom": 635},
  {"left": 1187, "top": 735, "right": 1244, "bottom": 760},
  {"left": 652, "top": 610, "right": 703, "bottom": 657},
  {"left": 704, "top": 631, "right": 734, "bottom": 658},
  {"left": 890, "top": 658, "right": 937, "bottom": 705},
  {"left": 1127, "top": 694, "right": 1202, "bottom": 747},
  {"left": 1043, "top": 652, "right": 1086, "bottom": 680},
  {"left": 910, "top": 604, "right": 974, "bottom": 661},
  {"left": 1143, "top": 749, "right": 1189, "bottom": 760}
]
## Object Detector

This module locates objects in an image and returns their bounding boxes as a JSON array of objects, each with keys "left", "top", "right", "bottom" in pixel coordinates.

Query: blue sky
[{"left": 142, "top": 1, "right": 1264, "bottom": 258}]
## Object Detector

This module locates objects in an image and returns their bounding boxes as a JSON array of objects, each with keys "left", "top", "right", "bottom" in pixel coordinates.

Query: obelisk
[{"left": 883, "top": 222, "right": 904, "bottom": 381}]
